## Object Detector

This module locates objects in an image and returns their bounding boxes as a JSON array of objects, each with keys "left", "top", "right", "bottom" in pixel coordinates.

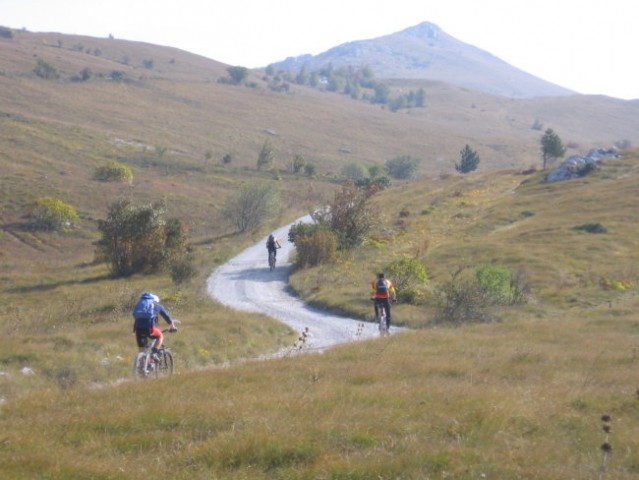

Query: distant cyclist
[
  {"left": 266, "top": 233, "right": 281, "bottom": 261},
  {"left": 132, "top": 292, "right": 177, "bottom": 356},
  {"left": 370, "top": 273, "right": 397, "bottom": 331}
]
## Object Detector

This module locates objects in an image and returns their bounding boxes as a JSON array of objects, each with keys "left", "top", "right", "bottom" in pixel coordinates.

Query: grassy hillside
[{"left": 1, "top": 29, "right": 639, "bottom": 478}]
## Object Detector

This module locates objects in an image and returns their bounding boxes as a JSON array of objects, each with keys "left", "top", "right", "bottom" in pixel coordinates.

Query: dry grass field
[{"left": 1, "top": 29, "right": 639, "bottom": 478}]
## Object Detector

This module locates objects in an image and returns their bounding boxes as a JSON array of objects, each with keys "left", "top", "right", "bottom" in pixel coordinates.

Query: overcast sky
[{"left": 2, "top": 0, "right": 637, "bottom": 100}]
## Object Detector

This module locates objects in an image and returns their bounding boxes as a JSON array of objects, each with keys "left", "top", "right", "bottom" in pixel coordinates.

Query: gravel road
[{"left": 207, "top": 217, "right": 390, "bottom": 353}]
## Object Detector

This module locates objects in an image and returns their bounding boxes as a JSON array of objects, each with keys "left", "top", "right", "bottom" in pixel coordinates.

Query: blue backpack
[{"left": 132, "top": 293, "right": 157, "bottom": 328}]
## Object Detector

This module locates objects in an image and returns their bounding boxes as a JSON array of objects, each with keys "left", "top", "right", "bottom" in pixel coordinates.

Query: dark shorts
[{"left": 135, "top": 327, "right": 161, "bottom": 348}]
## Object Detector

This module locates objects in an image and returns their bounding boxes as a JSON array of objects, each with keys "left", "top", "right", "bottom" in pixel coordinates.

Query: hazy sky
[{"left": 2, "top": 0, "right": 637, "bottom": 100}]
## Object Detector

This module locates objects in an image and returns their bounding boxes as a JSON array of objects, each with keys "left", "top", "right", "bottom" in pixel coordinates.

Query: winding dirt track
[{"left": 207, "top": 216, "right": 390, "bottom": 352}]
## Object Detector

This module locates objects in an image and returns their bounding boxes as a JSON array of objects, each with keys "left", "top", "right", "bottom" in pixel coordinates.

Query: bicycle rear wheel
[
  {"left": 132, "top": 352, "right": 150, "bottom": 379},
  {"left": 378, "top": 309, "right": 389, "bottom": 336}
]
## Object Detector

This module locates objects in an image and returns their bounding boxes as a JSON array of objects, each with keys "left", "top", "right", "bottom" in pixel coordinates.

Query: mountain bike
[{"left": 132, "top": 329, "right": 176, "bottom": 379}]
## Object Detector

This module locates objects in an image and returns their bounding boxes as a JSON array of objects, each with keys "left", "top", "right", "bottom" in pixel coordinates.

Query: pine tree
[
  {"left": 540, "top": 128, "right": 566, "bottom": 169},
  {"left": 455, "top": 145, "right": 480, "bottom": 173}
]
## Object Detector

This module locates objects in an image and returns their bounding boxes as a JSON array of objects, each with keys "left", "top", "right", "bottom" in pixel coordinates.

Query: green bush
[
  {"left": 34, "top": 59, "right": 59, "bottom": 79},
  {"left": 385, "top": 256, "right": 428, "bottom": 304},
  {"left": 475, "top": 263, "right": 513, "bottom": 304},
  {"left": 29, "top": 197, "right": 79, "bottom": 231},
  {"left": 95, "top": 200, "right": 190, "bottom": 277},
  {"left": 577, "top": 162, "right": 598, "bottom": 177},
  {"left": 94, "top": 161, "right": 133, "bottom": 183},
  {"left": 386, "top": 155, "right": 421, "bottom": 180},
  {"left": 434, "top": 264, "right": 529, "bottom": 324},
  {"left": 170, "top": 255, "right": 198, "bottom": 284},
  {"left": 293, "top": 229, "right": 338, "bottom": 268},
  {"left": 574, "top": 223, "right": 607, "bottom": 234},
  {"left": 0, "top": 26, "right": 14, "bottom": 39},
  {"left": 434, "top": 270, "right": 493, "bottom": 325}
]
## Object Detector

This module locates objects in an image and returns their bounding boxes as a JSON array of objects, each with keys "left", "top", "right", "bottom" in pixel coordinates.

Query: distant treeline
[{"left": 262, "top": 63, "right": 426, "bottom": 112}]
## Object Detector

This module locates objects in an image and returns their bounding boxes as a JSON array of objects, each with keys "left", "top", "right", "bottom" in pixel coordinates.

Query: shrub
[
  {"left": 222, "top": 183, "right": 280, "bottom": 233},
  {"left": 291, "top": 154, "right": 306, "bottom": 173},
  {"left": 95, "top": 200, "right": 190, "bottom": 277},
  {"left": 386, "top": 155, "right": 420, "bottom": 180},
  {"left": 312, "top": 181, "right": 378, "bottom": 250},
  {"left": 434, "top": 265, "right": 529, "bottom": 324},
  {"left": 170, "top": 255, "right": 198, "bottom": 284},
  {"left": 434, "top": 269, "right": 493, "bottom": 325},
  {"left": 293, "top": 229, "right": 338, "bottom": 268},
  {"left": 257, "top": 139, "right": 276, "bottom": 171},
  {"left": 0, "top": 26, "right": 15, "bottom": 39},
  {"left": 475, "top": 263, "right": 514, "bottom": 304},
  {"left": 341, "top": 162, "right": 369, "bottom": 182},
  {"left": 29, "top": 197, "right": 79, "bottom": 231},
  {"left": 288, "top": 222, "right": 323, "bottom": 244},
  {"left": 385, "top": 256, "right": 429, "bottom": 304},
  {"left": 71, "top": 67, "right": 93, "bottom": 82},
  {"left": 226, "top": 66, "right": 249, "bottom": 85},
  {"left": 34, "top": 59, "right": 59, "bottom": 79},
  {"left": 574, "top": 223, "right": 607, "bottom": 234},
  {"left": 577, "top": 162, "right": 598, "bottom": 177},
  {"left": 94, "top": 161, "right": 133, "bottom": 183},
  {"left": 304, "top": 163, "right": 317, "bottom": 177}
]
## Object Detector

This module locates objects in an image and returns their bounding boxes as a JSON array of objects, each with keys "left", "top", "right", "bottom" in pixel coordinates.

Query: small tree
[
  {"left": 455, "top": 145, "right": 480, "bottom": 173},
  {"left": 341, "top": 162, "right": 369, "bottom": 182},
  {"left": 291, "top": 154, "right": 306, "bottom": 173},
  {"left": 95, "top": 200, "right": 170, "bottom": 276},
  {"left": 540, "top": 128, "right": 566, "bottom": 169},
  {"left": 222, "top": 183, "right": 280, "bottom": 233},
  {"left": 304, "top": 163, "right": 317, "bottom": 177},
  {"left": 34, "top": 59, "right": 59, "bottom": 79},
  {"left": 372, "top": 82, "right": 391, "bottom": 104},
  {"left": 0, "top": 26, "right": 14, "bottom": 39},
  {"left": 257, "top": 139, "right": 276, "bottom": 171},
  {"left": 226, "top": 66, "right": 249, "bottom": 85},
  {"left": 30, "top": 197, "right": 79, "bottom": 231},
  {"left": 312, "top": 181, "right": 378, "bottom": 249},
  {"left": 386, "top": 155, "right": 421, "bottom": 180}
]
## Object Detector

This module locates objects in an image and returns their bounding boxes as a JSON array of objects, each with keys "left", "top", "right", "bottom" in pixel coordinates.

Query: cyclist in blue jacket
[{"left": 132, "top": 292, "right": 177, "bottom": 355}]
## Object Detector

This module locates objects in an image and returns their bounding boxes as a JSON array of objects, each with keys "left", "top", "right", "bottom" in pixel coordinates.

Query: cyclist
[
  {"left": 132, "top": 292, "right": 177, "bottom": 357},
  {"left": 370, "top": 273, "right": 397, "bottom": 331},
  {"left": 266, "top": 233, "right": 281, "bottom": 261}
]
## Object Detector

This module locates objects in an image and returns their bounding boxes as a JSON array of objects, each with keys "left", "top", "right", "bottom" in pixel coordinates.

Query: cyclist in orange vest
[{"left": 370, "top": 273, "right": 397, "bottom": 330}]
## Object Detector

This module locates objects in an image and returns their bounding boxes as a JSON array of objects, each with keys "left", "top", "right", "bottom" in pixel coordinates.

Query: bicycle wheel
[
  {"left": 156, "top": 349, "right": 174, "bottom": 377},
  {"left": 378, "top": 309, "right": 388, "bottom": 337},
  {"left": 268, "top": 251, "right": 276, "bottom": 271},
  {"left": 132, "top": 352, "right": 150, "bottom": 379}
]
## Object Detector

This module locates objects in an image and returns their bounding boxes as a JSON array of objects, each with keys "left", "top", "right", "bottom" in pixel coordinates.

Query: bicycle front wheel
[{"left": 156, "top": 350, "right": 174, "bottom": 377}]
